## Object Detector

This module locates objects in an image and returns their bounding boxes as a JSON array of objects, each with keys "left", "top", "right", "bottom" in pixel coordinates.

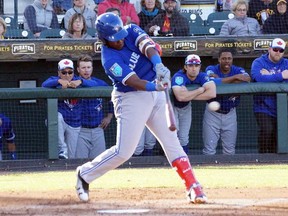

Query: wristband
[
  {"left": 151, "top": 55, "right": 162, "bottom": 67},
  {"left": 145, "top": 82, "right": 156, "bottom": 91}
]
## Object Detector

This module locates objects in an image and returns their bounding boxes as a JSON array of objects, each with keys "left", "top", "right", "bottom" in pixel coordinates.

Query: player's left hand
[
  {"left": 68, "top": 80, "right": 82, "bottom": 88},
  {"left": 155, "top": 63, "right": 171, "bottom": 88}
]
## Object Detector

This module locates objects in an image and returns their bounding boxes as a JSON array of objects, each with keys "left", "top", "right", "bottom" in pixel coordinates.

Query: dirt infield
[{"left": 1, "top": 187, "right": 288, "bottom": 215}]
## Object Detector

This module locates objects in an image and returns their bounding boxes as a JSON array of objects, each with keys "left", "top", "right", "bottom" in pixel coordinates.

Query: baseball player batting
[{"left": 75, "top": 12, "right": 207, "bottom": 204}]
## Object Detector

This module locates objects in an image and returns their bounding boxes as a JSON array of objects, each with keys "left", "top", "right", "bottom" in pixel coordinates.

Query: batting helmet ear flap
[{"left": 95, "top": 12, "right": 128, "bottom": 43}]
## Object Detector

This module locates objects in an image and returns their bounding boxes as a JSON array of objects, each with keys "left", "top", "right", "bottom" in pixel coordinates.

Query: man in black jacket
[
  {"left": 144, "top": 0, "right": 189, "bottom": 37},
  {"left": 263, "top": 0, "right": 288, "bottom": 33},
  {"left": 247, "top": 0, "right": 277, "bottom": 28}
]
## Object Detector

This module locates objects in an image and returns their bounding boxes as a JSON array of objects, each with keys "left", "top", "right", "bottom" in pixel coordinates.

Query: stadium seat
[
  {"left": 1, "top": 15, "right": 18, "bottom": 29},
  {"left": 181, "top": 12, "right": 210, "bottom": 36},
  {"left": 4, "top": 29, "right": 34, "bottom": 39},
  {"left": 206, "top": 11, "right": 234, "bottom": 35},
  {"left": 39, "top": 28, "right": 66, "bottom": 38},
  {"left": 87, "top": 28, "right": 97, "bottom": 38}
]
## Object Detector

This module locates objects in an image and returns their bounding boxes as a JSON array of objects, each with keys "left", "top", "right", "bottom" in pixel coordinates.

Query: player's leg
[
  {"left": 58, "top": 112, "right": 68, "bottom": 159},
  {"left": 66, "top": 126, "right": 80, "bottom": 158},
  {"left": 221, "top": 109, "right": 237, "bottom": 155},
  {"left": 147, "top": 92, "right": 207, "bottom": 203},
  {"left": 142, "top": 127, "right": 156, "bottom": 156},
  {"left": 175, "top": 103, "right": 192, "bottom": 154},
  {"left": 90, "top": 127, "right": 106, "bottom": 158},
  {"left": 133, "top": 128, "right": 145, "bottom": 156},
  {"left": 254, "top": 112, "right": 277, "bottom": 153},
  {"left": 75, "top": 128, "right": 91, "bottom": 159},
  {"left": 202, "top": 107, "right": 221, "bottom": 155},
  {"left": 77, "top": 91, "right": 154, "bottom": 184}
]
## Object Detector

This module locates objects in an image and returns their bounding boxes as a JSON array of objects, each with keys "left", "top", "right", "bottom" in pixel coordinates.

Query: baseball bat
[{"left": 164, "top": 87, "right": 177, "bottom": 131}]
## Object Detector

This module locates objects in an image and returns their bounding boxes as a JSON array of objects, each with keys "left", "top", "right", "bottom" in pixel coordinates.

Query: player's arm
[
  {"left": 125, "top": 74, "right": 164, "bottom": 91},
  {"left": 251, "top": 60, "right": 283, "bottom": 82},
  {"left": 172, "top": 85, "right": 205, "bottom": 102},
  {"left": 221, "top": 74, "right": 251, "bottom": 83},
  {"left": 192, "top": 81, "right": 217, "bottom": 100},
  {"left": 136, "top": 34, "right": 170, "bottom": 86}
]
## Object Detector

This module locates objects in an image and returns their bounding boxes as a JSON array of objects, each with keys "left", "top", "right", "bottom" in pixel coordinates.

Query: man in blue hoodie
[{"left": 251, "top": 37, "right": 288, "bottom": 153}]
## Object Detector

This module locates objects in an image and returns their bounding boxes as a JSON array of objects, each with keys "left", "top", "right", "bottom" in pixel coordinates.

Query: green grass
[{"left": 1, "top": 164, "right": 288, "bottom": 192}]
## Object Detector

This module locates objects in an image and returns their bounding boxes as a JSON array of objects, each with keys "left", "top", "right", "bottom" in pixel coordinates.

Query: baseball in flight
[{"left": 208, "top": 101, "right": 220, "bottom": 111}]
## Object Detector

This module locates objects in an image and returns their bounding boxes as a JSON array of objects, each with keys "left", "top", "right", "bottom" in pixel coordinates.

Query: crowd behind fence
[{"left": 0, "top": 0, "right": 287, "bottom": 38}]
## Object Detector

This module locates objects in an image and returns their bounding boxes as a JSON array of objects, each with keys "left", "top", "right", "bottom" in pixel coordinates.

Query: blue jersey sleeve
[
  {"left": 171, "top": 70, "right": 190, "bottom": 87},
  {"left": 42, "top": 76, "right": 61, "bottom": 88},
  {"left": 251, "top": 55, "right": 284, "bottom": 82}
]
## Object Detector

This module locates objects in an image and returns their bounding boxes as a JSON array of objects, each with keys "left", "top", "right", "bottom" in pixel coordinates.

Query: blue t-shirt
[
  {"left": 101, "top": 24, "right": 156, "bottom": 93},
  {"left": 171, "top": 69, "right": 213, "bottom": 108},
  {"left": 206, "top": 64, "right": 248, "bottom": 112},
  {"left": 42, "top": 75, "right": 99, "bottom": 127},
  {"left": 251, "top": 53, "right": 288, "bottom": 117},
  {"left": 81, "top": 77, "right": 113, "bottom": 128}
]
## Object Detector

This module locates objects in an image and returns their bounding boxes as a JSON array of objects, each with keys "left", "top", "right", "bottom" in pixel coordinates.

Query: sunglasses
[
  {"left": 272, "top": 48, "right": 285, "bottom": 53},
  {"left": 61, "top": 70, "right": 74, "bottom": 75}
]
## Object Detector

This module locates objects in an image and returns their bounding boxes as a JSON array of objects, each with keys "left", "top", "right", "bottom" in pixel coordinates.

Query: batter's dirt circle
[{"left": 1, "top": 187, "right": 288, "bottom": 215}]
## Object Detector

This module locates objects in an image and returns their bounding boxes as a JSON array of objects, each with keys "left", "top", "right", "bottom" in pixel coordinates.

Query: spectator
[
  {"left": 42, "top": 58, "right": 98, "bottom": 159},
  {"left": 53, "top": 0, "right": 73, "bottom": 14},
  {"left": 263, "top": 0, "right": 288, "bottom": 34},
  {"left": 171, "top": 54, "right": 216, "bottom": 154},
  {"left": 145, "top": 0, "right": 189, "bottom": 37},
  {"left": 64, "top": 0, "right": 97, "bottom": 30},
  {"left": 62, "top": 13, "right": 93, "bottom": 39},
  {"left": 220, "top": 0, "right": 261, "bottom": 36},
  {"left": 247, "top": 0, "right": 277, "bottom": 28},
  {"left": 134, "top": 127, "right": 157, "bottom": 156},
  {"left": 202, "top": 48, "right": 251, "bottom": 155},
  {"left": 138, "top": 0, "right": 164, "bottom": 30},
  {"left": 75, "top": 55, "right": 114, "bottom": 159},
  {"left": 251, "top": 38, "right": 288, "bottom": 153},
  {"left": 105, "top": 7, "right": 121, "bottom": 16},
  {"left": 0, "top": 114, "right": 17, "bottom": 161},
  {"left": 23, "top": 0, "right": 60, "bottom": 38},
  {"left": 0, "top": 17, "right": 7, "bottom": 39},
  {"left": 98, "top": 0, "right": 140, "bottom": 25}
]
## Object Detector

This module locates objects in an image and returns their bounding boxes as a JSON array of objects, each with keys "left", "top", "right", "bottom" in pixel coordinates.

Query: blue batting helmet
[{"left": 95, "top": 12, "right": 128, "bottom": 42}]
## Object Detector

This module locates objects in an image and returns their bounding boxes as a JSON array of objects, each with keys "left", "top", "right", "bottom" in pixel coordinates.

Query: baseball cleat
[
  {"left": 75, "top": 167, "right": 89, "bottom": 202},
  {"left": 187, "top": 182, "right": 208, "bottom": 204}
]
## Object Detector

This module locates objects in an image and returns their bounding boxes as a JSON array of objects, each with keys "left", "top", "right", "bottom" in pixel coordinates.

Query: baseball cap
[
  {"left": 185, "top": 54, "right": 201, "bottom": 65},
  {"left": 271, "top": 38, "right": 286, "bottom": 50},
  {"left": 58, "top": 59, "right": 74, "bottom": 70},
  {"left": 277, "top": 0, "right": 287, "bottom": 5}
]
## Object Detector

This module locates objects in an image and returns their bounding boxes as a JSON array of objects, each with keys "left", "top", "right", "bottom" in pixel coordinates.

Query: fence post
[
  {"left": 47, "top": 99, "right": 58, "bottom": 159},
  {"left": 277, "top": 93, "right": 288, "bottom": 153}
]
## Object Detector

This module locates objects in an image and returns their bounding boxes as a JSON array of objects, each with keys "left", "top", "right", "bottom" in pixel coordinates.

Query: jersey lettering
[{"left": 129, "top": 52, "right": 140, "bottom": 70}]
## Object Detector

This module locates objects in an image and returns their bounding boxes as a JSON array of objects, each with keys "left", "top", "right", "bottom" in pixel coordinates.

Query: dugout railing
[{"left": 0, "top": 83, "right": 288, "bottom": 161}]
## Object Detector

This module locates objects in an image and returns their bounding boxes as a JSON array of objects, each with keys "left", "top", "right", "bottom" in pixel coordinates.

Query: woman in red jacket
[{"left": 98, "top": 0, "right": 140, "bottom": 25}]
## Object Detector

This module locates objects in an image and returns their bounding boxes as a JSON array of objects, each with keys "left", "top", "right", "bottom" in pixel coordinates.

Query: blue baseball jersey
[
  {"left": 251, "top": 53, "right": 288, "bottom": 117},
  {"left": 42, "top": 75, "right": 99, "bottom": 127},
  {"left": 206, "top": 64, "right": 248, "bottom": 112},
  {"left": 101, "top": 24, "right": 156, "bottom": 93},
  {"left": 171, "top": 69, "right": 213, "bottom": 108},
  {"left": 0, "top": 114, "right": 15, "bottom": 150},
  {"left": 81, "top": 77, "right": 114, "bottom": 128}
]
